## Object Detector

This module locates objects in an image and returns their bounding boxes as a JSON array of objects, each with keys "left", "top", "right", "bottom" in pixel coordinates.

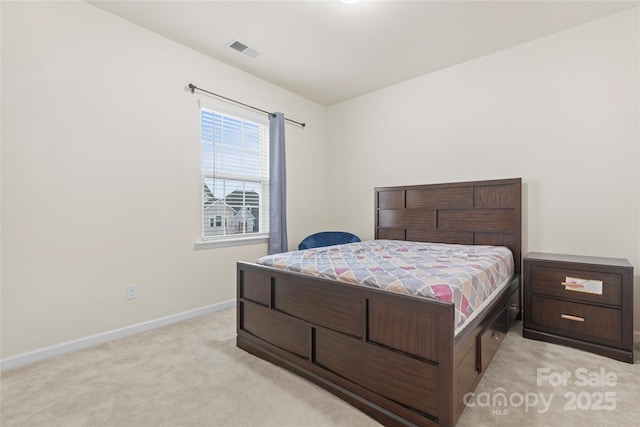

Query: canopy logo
[
  {"left": 463, "top": 388, "right": 553, "bottom": 414},
  {"left": 464, "top": 367, "right": 618, "bottom": 415}
]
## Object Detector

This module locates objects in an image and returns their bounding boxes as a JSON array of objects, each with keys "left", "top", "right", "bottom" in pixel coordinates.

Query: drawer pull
[
  {"left": 491, "top": 331, "right": 501, "bottom": 340},
  {"left": 561, "top": 277, "right": 603, "bottom": 295},
  {"left": 561, "top": 281, "right": 584, "bottom": 288},
  {"left": 508, "top": 303, "right": 519, "bottom": 311},
  {"left": 561, "top": 314, "right": 585, "bottom": 322}
]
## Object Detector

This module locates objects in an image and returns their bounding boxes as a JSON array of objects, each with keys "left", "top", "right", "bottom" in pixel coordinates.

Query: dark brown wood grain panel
[
  {"left": 378, "top": 190, "right": 405, "bottom": 209},
  {"left": 455, "top": 346, "right": 479, "bottom": 417},
  {"left": 378, "top": 208, "right": 436, "bottom": 229},
  {"left": 240, "top": 268, "right": 271, "bottom": 306},
  {"left": 368, "top": 296, "right": 449, "bottom": 361},
  {"left": 273, "top": 275, "right": 364, "bottom": 337},
  {"left": 531, "top": 296, "right": 621, "bottom": 344},
  {"left": 376, "top": 227, "right": 405, "bottom": 240},
  {"left": 406, "top": 187, "right": 472, "bottom": 209},
  {"left": 473, "top": 232, "right": 515, "bottom": 249},
  {"left": 241, "top": 301, "right": 310, "bottom": 358},
  {"left": 474, "top": 184, "right": 516, "bottom": 208},
  {"left": 438, "top": 209, "right": 514, "bottom": 232},
  {"left": 407, "top": 229, "right": 473, "bottom": 245},
  {"left": 531, "top": 265, "right": 622, "bottom": 307},
  {"left": 477, "top": 308, "right": 507, "bottom": 373},
  {"left": 315, "top": 327, "right": 440, "bottom": 417}
]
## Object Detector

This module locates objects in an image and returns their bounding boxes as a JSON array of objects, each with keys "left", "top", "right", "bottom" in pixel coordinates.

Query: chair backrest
[{"left": 298, "top": 231, "right": 361, "bottom": 250}]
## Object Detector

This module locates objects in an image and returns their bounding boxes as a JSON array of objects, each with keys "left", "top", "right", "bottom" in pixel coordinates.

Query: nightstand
[{"left": 523, "top": 252, "right": 634, "bottom": 363}]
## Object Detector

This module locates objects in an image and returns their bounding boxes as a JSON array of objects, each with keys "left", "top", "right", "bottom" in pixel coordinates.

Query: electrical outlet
[{"left": 127, "top": 284, "right": 138, "bottom": 300}]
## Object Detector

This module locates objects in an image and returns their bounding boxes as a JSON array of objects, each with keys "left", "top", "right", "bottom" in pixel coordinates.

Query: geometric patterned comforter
[{"left": 257, "top": 240, "right": 514, "bottom": 331}]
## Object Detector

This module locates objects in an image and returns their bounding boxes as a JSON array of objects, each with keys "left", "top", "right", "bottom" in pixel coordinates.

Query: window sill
[{"left": 194, "top": 234, "right": 269, "bottom": 250}]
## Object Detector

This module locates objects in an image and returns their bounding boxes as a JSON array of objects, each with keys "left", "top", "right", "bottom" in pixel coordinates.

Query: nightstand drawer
[
  {"left": 531, "top": 296, "right": 621, "bottom": 344},
  {"left": 531, "top": 265, "right": 621, "bottom": 307}
]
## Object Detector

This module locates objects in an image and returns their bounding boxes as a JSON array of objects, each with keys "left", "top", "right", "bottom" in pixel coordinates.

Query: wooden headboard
[{"left": 375, "top": 178, "right": 522, "bottom": 273}]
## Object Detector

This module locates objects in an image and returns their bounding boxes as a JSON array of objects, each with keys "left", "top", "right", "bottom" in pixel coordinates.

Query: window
[
  {"left": 208, "top": 215, "right": 223, "bottom": 228},
  {"left": 200, "top": 103, "right": 269, "bottom": 241}
]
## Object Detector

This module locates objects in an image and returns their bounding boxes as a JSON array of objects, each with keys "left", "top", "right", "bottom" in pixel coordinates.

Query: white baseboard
[{"left": 0, "top": 299, "right": 236, "bottom": 372}]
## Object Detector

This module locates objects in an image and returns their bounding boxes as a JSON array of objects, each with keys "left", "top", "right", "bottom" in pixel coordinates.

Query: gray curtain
[{"left": 268, "top": 112, "right": 288, "bottom": 254}]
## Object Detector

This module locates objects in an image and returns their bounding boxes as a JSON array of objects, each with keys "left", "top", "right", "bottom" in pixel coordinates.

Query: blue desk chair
[{"left": 298, "top": 231, "right": 361, "bottom": 250}]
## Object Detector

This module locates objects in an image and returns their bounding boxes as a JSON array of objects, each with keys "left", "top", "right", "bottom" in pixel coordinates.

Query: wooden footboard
[
  {"left": 237, "top": 261, "right": 520, "bottom": 426},
  {"left": 236, "top": 178, "right": 522, "bottom": 426}
]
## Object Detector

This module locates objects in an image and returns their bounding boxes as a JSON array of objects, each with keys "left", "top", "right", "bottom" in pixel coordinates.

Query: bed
[{"left": 236, "top": 178, "right": 522, "bottom": 426}]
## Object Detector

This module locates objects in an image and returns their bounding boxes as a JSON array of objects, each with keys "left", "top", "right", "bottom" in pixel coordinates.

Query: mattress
[{"left": 257, "top": 240, "right": 514, "bottom": 333}]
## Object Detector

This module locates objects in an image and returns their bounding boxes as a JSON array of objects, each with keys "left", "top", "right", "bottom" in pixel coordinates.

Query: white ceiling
[{"left": 89, "top": 1, "right": 639, "bottom": 106}]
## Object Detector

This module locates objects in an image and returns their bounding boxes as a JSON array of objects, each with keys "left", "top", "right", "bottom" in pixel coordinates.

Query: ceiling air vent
[{"left": 227, "top": 39, "right": 260, "bottom": 58}]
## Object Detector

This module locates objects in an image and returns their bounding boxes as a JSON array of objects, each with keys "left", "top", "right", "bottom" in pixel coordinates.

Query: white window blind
[{"left": 200, "top": 104, "right": 269, "bottom": 240}]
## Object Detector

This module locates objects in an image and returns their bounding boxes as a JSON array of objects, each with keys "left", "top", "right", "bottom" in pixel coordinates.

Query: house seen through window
[{"left": 200, "top": 105, "right": 269, "bottom": 240}]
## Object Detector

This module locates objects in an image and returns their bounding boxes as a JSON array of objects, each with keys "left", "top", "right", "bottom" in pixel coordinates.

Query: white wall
[
  {"left": 1, "top": 1, "right": 328, "bottom": 358},
  {"left": 326, "top": 8, "right": 640, "bottom": 332}
]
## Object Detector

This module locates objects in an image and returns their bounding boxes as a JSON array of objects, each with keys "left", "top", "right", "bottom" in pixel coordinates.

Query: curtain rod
[{"left": 187, "top": 83, "right": 306, "bottom": 128}]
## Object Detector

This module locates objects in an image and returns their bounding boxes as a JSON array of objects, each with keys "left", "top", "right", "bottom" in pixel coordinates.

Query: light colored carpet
[{"left": 1, "top": 308, "right": 638, "bottom": 426}]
